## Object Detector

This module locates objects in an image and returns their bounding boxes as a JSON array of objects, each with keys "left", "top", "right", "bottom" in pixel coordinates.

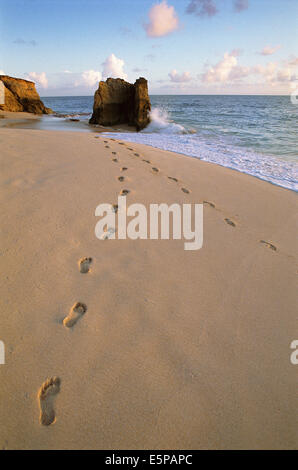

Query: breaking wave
[{"left": 143, "top": 108, "right": 195, "bottom": 135}]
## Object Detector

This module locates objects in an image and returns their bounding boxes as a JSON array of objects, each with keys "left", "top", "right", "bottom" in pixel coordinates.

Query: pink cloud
[
  {"left": 26, "top": 71, "right": 48, "bottom": 88},
  {"left": 169, "top": 70, "right": 192, "bottom": 82},
  {"left": 200, "top": 51, "right": 296, "bottom": 87},
  {"left": 144, "top": 1, "right": 179, "bottom": 38},
  {"left": 288, "top": 56, "right": 298, "bottom": 66},
  {"left": 201, "top": 52, "right": 239, "bottom": 83},
  {"left": 259, "top": 45, "right": 281, "bottom": 56},
  {"left": 102, "top": 54, "right": 127, "bottom": 80}
]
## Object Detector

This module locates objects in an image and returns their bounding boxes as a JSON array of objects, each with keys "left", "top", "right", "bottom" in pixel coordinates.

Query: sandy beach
[{"left": 0, "top": 122, "right": 297, "bottom": 450}]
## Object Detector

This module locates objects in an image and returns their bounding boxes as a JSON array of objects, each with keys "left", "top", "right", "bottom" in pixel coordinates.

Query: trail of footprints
[
  {"left": 37, "top": 135, "right": 278, "bottom": 426},
  {"left": 38, "top": 255, "right": 93, "bottom": 425},
  {"left": 102, "top": 137, "right": 278, "bottom": 251}
]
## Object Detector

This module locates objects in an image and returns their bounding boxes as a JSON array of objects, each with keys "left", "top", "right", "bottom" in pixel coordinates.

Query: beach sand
[{"left": 0, "top": 124, "right": 297, "bottom": 449}]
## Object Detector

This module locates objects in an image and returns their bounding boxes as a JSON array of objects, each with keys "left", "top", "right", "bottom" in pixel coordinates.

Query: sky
[{"left": 0, "top": 0, "right": 297, "bottom": 96}]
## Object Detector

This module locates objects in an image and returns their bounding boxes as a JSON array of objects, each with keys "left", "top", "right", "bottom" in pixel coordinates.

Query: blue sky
[{"left": 0, "top": 0, "right": 297, "bottom": 95}]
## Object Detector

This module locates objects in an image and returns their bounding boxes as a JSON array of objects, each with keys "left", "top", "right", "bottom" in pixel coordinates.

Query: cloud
[
  {"left": 201, "top": 52, "right": 239, "bottom": 82},
  {"left": 82, "top": 70, "right": 102, "bottom": 87},
  {"left": 144, "top": 1, "right": 179, "bottom": 38},
  {"left": 288, "top": 56, "right": 298, "bottom": 67},
  {"left": 186, "top": 0, "right": 217, "bottom": 17},
  {"left": 234, "top": 0, "right": 249, "bottom": 12},
  {"left": 201, "top": 51, "right": 261, "bottom": 83},
  {"left": 253, "top": 62, "right": 277, "bottom": 81},
  {"left": 259, "top": 45, "right": 281, "bottom": 56},
  {"left": 26, "top": 71, "right": 48, "bottom": 88},
  {"left": 186, "top": 0, "right": 248, "bottom": 17},
  {"left": 169, "top": 70, "right": 192, "bottom": 82},
  {"left": 14, "top": 38, "right": 37, "bottom": 46},
  {"left": 254, "top": 62, "right": 297, "bottom": 84},
  {"left": 275, "top": 68, "right": 294, "bottom": 83},
  {"left": 201, "top": 51, "right": 297, "bottom": 88},
  {"left": 102, "top": 53, "right": 127, "bottom": 80},
  {"left": 230, "top": 48, "right": 242, "bottom": 57}
]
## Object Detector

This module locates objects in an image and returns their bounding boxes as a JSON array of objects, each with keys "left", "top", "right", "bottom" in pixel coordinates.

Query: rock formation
[
  {"left": 0, "top": 75, "right": 52, "bottom": 114},
  {"left": 89, "top": 77, "right": 150, "bottom": 131},
  {"left": 134, "top": 78, "right": 151, "bottom": 131}
]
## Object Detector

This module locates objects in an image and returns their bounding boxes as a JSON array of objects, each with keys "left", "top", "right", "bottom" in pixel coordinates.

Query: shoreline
[
  {"left": 0, "top": 125, "right": 297, "bottom": 449},
  {"left": 1, "top": 110, "right": 296, "bottom": 193},
  {"left": 100, "top": 132, "right": 298, "bottom": 194},
  {"left": 0, "top": 110, "right": 135, "bottom": 133}
]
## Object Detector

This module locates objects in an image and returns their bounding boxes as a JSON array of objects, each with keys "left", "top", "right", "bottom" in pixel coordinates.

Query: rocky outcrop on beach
[
  {"left": 0, "top": 75, "right": 52, "bottom": 114},
  {"left": 89, "top": 77, "right": 150, "bottom": 131},
  {"left": 134, "top": 78, "right": 151, "bottom": 131}
]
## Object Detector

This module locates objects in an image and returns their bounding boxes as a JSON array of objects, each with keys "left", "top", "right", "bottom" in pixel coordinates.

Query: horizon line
[{"left": 40, "top": 93, "right": 292, "bottom": 97}]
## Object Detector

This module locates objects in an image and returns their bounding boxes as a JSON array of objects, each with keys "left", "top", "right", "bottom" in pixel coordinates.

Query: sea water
[{"left": 42, "top": 95, "right": 298, "bottom": 191}]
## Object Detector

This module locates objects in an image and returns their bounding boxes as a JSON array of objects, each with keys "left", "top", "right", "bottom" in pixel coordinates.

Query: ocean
[{"left": 42, "top": 95, "right": 298, "bottom": 191}]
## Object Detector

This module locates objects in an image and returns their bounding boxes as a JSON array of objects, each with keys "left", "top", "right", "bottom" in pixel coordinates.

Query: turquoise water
[{"left": 42, "top": 95, "right": 298, "bottom": 191}]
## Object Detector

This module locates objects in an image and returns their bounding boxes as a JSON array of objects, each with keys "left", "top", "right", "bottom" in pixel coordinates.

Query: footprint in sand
[
  {"left": 168, "top": 176, "right": 178, "bottom": 182},
  {"left": 112, "top": 151, "right": 117, "bottom": 155},
  {"left": 128, "top": 148, "right": 134, "bottom": 151},
  {"left": 112, "top": 158, "right": 118, "bottom": 162},
  {"left": 181, "top": 188, "right": 190, "bottom": 194},
  {"left": 112, "top": 204, "right": 118, "bottom": 213},
  {"left": 38, "top": 377, "right": 61, "bottom": 426},
  {"left": 203, "top": 201, "right": 215, "bottom": 208},
  {"left": 104, "top": 140, "right": 108, "bottom": 143},
  {"left": 101, "top": 227, "right": 116, "bottom": 239},
  {"left": 143, "top": 159, "right": 151, "bottom": 164},
  {"left": 224, "top": 218, "right": 236, "bottom": 227},
  {"left": 121, "top": 167, "right": 128, "bottom": 171},
  {"left": 118, "top": 176, "right": 125, "bottom": 182},
  {"left": 120, "top": 189, "right": 130, "bottom": 196},
  {"left": 134, "top": 153, "right": 140, "bottom": 157},
  {"left": 260, "top": 240, "right": 277, "bottom": 251},
  {"left": 79, "top": 257, "right": 92, "bottom": 274},
  {"left": 105, "top": 145, "right": 110, "bottom": 148},
  {"left": 63, "top": 302, "right": 87, "bottom": 328},
  {"left": 118, "top": 142, "right": 125, "bottom": 145},
  {"left": 152, "top": 167, "right": 159, "bottom": 173}
]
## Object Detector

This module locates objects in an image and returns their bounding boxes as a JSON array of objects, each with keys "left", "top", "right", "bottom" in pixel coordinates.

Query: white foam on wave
[
  {"left": 143, "top": 108, "right": 191, "bottom": 135},
  {"left": 103, "top": 128, "right": 298, "bottom": 192}
]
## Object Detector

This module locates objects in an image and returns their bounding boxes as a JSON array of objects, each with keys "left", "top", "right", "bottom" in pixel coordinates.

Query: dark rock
[
  {"left": 89, "top": 77, "right": 150, "bottom": 131},
  {"left": 134, "top": 78, "right": 151, "bottom": 131},
  {"left": 0, "top": 75, "right": 52, "bottom": 114}
]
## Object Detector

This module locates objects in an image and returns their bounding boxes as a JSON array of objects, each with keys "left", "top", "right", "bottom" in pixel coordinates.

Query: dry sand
[{"left": 0, "top": 124, "right": 297, "bottom": 449}]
